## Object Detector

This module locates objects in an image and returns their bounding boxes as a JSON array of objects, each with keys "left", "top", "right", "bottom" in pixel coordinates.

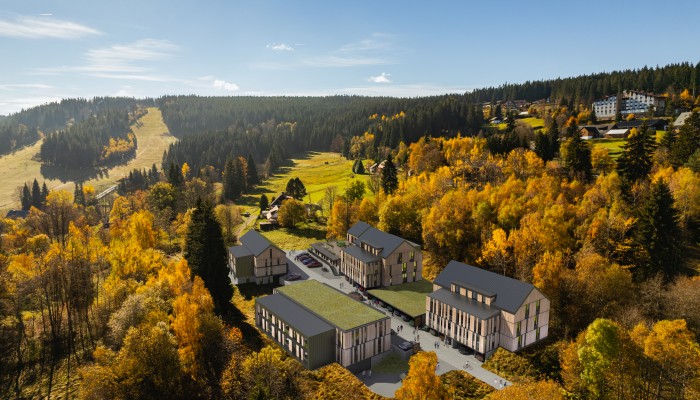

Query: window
[
  {"left": 516, "top": 321, "right": 521, "bottom": 337},
  {"left": 534, "top": 315, "right": 538, "bottom": 329},
  {"left": 536, "top": 328, "right": 541, "bottom": 340},
  {"left": 397, "top": 253, "right": 403, "bottom": 263},
  {"left": 518, "top": 335, "right": 522, "bottom": 349},
  {"left": 536, "top": 299, "right": 540, "bottom": 315},
  {"left": 525, "top": 303, "right": 529, "bottom": 319},
  {"left": 409, "top": 251, "right": 414, "bottom": 261}
]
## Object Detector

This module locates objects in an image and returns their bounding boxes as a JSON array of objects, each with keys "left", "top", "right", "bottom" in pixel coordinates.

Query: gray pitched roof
[
  {"left": 428, "top": 289, "right": 500, "bottom": 320},
  {"left": 256, "top": 293, "right": 334, "bottom": 337},
  {"left": 674, "top": 111, "right": 692, "bottom": 127},
  {"left": 434, "top": 261, "right": 536, "bottom": 314},
  {"left": 238, "top": 230, "right": 279, "bottom": 256},
  {"left": 229, "top": 245, "right": 253, "bottom": 258},
  {"left": 347, "top": 221, "right": 416, "bottom": 258},
  {"left": 347, "top": 221, "right": 372, "bottom": 237},
  {"left": 343, "top": 244, "right": 381, "bottom": 263}
]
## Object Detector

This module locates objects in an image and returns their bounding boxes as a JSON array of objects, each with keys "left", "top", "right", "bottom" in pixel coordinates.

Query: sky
[{"left": 0, "top": 0, "right": 699, "bottom": 115}]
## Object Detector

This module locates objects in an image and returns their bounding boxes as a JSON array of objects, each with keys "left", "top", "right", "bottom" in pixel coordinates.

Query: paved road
[{"left": 284, "top": 250, "right": 511, "bottom": 397}]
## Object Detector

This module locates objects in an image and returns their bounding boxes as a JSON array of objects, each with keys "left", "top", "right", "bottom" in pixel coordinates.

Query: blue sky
[{"left": 0, "top": 0, "right": 699, "bottom": 115}]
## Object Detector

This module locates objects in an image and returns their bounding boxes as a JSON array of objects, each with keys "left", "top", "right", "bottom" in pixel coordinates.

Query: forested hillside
[
  {"left": 465, "top": 62, "right": 700, "bottom": 105},
  {"left": 0, "top": 97, "right": 142, "bottom": 157}
]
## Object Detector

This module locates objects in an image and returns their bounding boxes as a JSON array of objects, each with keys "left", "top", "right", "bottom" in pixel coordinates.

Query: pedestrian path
[{"left": 285, "top": 250, "right": 511, "bottom": 394}]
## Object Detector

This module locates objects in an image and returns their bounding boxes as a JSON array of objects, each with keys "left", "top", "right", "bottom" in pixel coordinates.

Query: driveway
[{"left": 284, "top": 250, "right": 511, "bottom": 394}]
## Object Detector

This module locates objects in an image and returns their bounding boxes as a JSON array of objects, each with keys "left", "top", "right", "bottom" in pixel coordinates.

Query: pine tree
[
  {"left": 616, "top": 123, "right": 656, "bottom": 182},
  {"left": 259, "top": 194, "right": 269, "bottom": 212},
  {"left": 381, "top": 154, "right": 398, "bottom": 194},
  {"left": 21, "top": 183, "right": 31, "bottom": 211},
  {"left": 74, "top": 183, "right": 85, "bottom": 206},
  {"left": 41, "top": 182, "right": 49, "bottom": 205},
  {"left": 670, "top": 111, "right": 700, "bottom": 167},
  {"left": 561, "top": 118, "right": 592, "bottom": 181},
  {"left": 31, "top": 179, "right": 42, "bottom": 208},
  {"left": 547, "top": 118, "right": 560, "bottom": 158},
  {"left": 167, "top": 162, "right": 182, "bottom": 186},
  {"left": 246, "top": 153, "right": 259, "bottom": 186},
  {"left": 222, "top": 159, "right": 243, "bottom": 201},
  {"left": 352, "top": 158, "right": 365, "bottom": 174},
  {"left": 590, "top": 107, "right": 597, "bottom": 124},
  {"left": 184, "top": 198, "right": 232, "bottom": 313},
  {"left": 635, "top": 179, "right": 682, "bottom": 280},
  {"left": 285, "top": 178, "right": 307, "bottom": 200}
]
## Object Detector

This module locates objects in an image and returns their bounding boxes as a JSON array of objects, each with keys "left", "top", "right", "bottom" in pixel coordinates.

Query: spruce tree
[
  {"left": 168, "top": 162, "right": 182, "bottom": 187},
  {"left": 222, "top": 159, "right": 243, "bottom": 201},
  {"left": 635, "top": 179, "right": 682, "bottom": 280},
  {"left": 246, "top": 153, "right": 259, "bottom": 186},
  {"left": 74, "top": 183, "right": 85, "bottom": 206},
  {"left": 259, "top": 194, "right": 269, "bottom": 212},
  {"left": 616, "top": 123, "right": 656, "bottom": 182},
  {"left": 381, "top": 154, "right": 398, "bottom": 194},
  {"left": 562, "top": 119, "right": 592, "bottom": 181},
  {"left": 184, "top": 198, "right": 232, "bottom": 313},
  {"left": 547, "top": 118, "right": 560, "bottom": 159},
  {"left": 41, "top": 182, "right": 49, "bottom": 205},
  {"left": 670, "top": 111, "right": 700, "bottom": 167},
  {"left": 31, "top": 179, "right": 42, "bottom": 208},
  {"left": 21, "top": 184, "right": 31, "bottom": 211}
]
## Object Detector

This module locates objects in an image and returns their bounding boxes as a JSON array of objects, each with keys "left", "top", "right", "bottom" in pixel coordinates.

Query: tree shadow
[{"left": 38, "top": 154, "right": 137, "bottom": 183}]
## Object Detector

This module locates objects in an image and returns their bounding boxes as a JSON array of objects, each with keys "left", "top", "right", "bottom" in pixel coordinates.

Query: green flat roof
[
  {"left": 368, "top": 280, "right": 434, "bottom": 318},
  {"left": 277, "top": 280, "right": 387, "bottom": 331}
]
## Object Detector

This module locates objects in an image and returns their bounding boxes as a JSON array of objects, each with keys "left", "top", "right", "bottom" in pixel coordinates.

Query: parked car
[
  {"left": 387, "top": 306, "right": 394, "bottom": 312},
  {"left": 402, "top": 315, "right": 411, "bottom": 322},
  {"left": 301, "top": 258, "right": 315, "bottom": 265},
  {"left": 285, "top": 273, "right": 301, "bottom": 281},
  {"left": 475, "top": 353, "right": 485, "bottom": 362},
  {"left": 295, "top": 252, "right": 310, "bottom": 258},
  {"left": 296, "top": 255, "right": 311, "bottom": 261},
  {"left": 393, "top": 310, "right": 401, "bottom": 317},
  {"left": 430, "top": 329, "right": 438, "bottom": 336},
  {"left": 378, "top": 302, "right": 387, "bottom": 308},
  {"left": 397, "top": 341, "right": 414, "bottom": 351},
  {"left": 420, "top": 325, "right": 430, "bottom": 332},
  {"left": 308, "top": 261, "right": 321, "bottom": 268}
]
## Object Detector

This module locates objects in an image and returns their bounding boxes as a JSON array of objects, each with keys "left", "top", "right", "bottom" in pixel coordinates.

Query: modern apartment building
[
  {"left": 592, "top": 90, "right": 666, "bottom": 120},
  {"left": 255, "top": 280, "right": 391, "bottom": 371},
  {"left": 228, "top": 230, "right": 287, "bottom": 284},
  {"left": 426, "top": 261, "right": 550, "bottom": 359},
  {"left": 340, "top": 221, "right": 423, "bottom": 289}
]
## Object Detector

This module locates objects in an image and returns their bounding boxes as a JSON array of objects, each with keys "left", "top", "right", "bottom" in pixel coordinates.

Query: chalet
[
  {"left": 340, "top": 221, "right": 422, "bottom": 289},
  {"left": 673, "top": 111, "right": 692, "bottom": 128},
  {"left": 613, "top": 118, "right": 667, "bottom": 131},
  {"left": 269, "top": 192, "right": 292, "bottom": 208},
  {"left": 228, "top": 230, "right": 287, "bottom": 284},
  {"left": 426, "top": 261, "right": 550, "bottom": 359},
  {"left": 579, "top": 126, "right": 601, "bottom": 139}
]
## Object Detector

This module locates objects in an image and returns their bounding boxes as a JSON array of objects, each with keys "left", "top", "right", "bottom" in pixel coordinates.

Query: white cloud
[
  {"left": 368, "top": 73, "right": 392, "bottom": 84},
  {"left": 213, "top": 79, "right": 239, "bottom": 91},
  {"left": 0, "top": 16, "right": 100, "bottom": 39},
  {"left": 196, "top": 76, "right": 239, "bottom": 92},
  {"left": 267, "top": 43, "right": 294, "bottom": 51},
  {"left": 0, "top": 83, "right": 53, "bottom": 90}
]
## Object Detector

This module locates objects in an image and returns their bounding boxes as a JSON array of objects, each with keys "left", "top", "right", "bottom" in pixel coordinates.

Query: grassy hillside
[
  {"left": 590, "top": 138, "right": 626, "bottom": 159},
  {"left": 238, "top": 152, "right": 372, "bottom": 249},
  {"left": 0, "top": 107, "right": 175, "bottom": 211}
]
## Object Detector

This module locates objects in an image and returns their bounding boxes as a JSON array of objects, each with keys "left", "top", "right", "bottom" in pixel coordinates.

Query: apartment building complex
[
  {"left": 426, "top": 261, "right": 550, "bottom": 359},
  {"left": 592, "top": 90, "right": 666, "bottom": 120},
  {"left": 255, "top": 280, "right": 391, "bottom": 371},
  {"left": 228, "top": 230, "right": 287, "bottom": 284},
  {"left": 340, "top": 221, "right": 423, "bottom": 289}
]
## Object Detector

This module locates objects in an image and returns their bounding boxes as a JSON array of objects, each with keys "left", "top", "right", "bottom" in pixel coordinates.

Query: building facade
[
  {"left": 340, "top": 221, "right": 423, "bottom": 289},
  {"left": 228, "top": 230, "right": 287, "bottom": 284},
  {"left": 426, "top": 261, "right": 550, "bottom": 359},
  {"left": 592, "top": 90, "right": 666, "bottom": 120},
  {"left": 255, "top": 280, "right": 391, "bottom": 371}
]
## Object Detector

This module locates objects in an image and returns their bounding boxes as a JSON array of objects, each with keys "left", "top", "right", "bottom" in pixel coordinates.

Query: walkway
[{"left": 284, "top": 250, "right": 511, "bottom": 397}]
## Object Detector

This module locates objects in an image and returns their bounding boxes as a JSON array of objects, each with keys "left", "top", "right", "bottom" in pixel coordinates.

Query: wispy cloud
[
  {"left": 368, "top": 72, "right": 392, "bottom": 84},
  {"left": 0, "top": 15, "right": 100, "bottom": 39},
  {"left": 197, "top": 76, "right": 239, "bottom": 92},
  {"left": 304, "top": 33, "right": 397, "bottom": 68},
  {"left": 34, "top": 39, "right": 178, "bottom": 81},
  {"left": 267, "top": 43, "right": 294, "bottom": 51},
  {"left": 0, "top": 83, "right": 53, "bottom": 91}
]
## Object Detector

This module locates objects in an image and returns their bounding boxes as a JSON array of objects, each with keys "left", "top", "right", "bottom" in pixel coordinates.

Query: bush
[{"left": 481, "top": 348, "right": 539, "bottom": 383}]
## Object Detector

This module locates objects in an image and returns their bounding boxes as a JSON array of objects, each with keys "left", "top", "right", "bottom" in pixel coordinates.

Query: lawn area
[
  {"left": 368, "top": 280, "right": 434, "bottom": 318},
  {"left": 373, "top": 353, "right": 409, "bottom": 374},
  {"left": 259, "top": 221, "right": 328, "bottom": 250},
  {"left": 590, "top": 138, "right": 626, "bottom": 159},
  {"left": 277, "top": 280, "right": 386, "bottom": 331},
  {"left": 495, "top": 117, "right": 545, "bottom": 130},
  {"left": 241, "top": 151, "right": 372, "bottom": 209}
]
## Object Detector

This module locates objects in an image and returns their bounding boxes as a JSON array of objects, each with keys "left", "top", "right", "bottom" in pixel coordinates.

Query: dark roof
[
  {"left": 5, "top": 209, "right": 28, "bottom": 219},
  {"left": 269, "top": 192, "right": 291, "bottom": 207},
  {"left": 343, "top": 244, "right": 381, "bottom": 263},
  {"left": 229, "top": 245, "right": 253, "bottom": 258},
  {"left": 579, "top": 126, "right": 600, "bottom": 136},
  {"left": 434, "top": 261, "right": 536, "bottom": 314},
  {"left": 256, "top": 293, "right": 334, "bottom": 337},
  {"left": 310, "top": 243, "right": 340, "bottom": 261},
  {"left": 238, "top": 230, "right": 279, "bottom": 256},
  {"left": 614, "top": 119, "right": 666, "bottom": 130},
  {"left": 428, "top": 289, "right": 500, "bottom": 320},
  {"left": 347, "top": 221, "right": 372, "bottom": 237}
]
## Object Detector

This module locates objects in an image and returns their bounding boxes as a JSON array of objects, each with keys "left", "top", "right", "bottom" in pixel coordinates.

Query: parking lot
[{"left": 283, "top": 250, "right": 510, "bottom": 396}]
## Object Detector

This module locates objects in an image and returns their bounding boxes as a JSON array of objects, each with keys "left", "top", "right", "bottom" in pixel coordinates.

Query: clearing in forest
[{"left": 0, "top": 107, "right": 176, "bottom": 211}]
